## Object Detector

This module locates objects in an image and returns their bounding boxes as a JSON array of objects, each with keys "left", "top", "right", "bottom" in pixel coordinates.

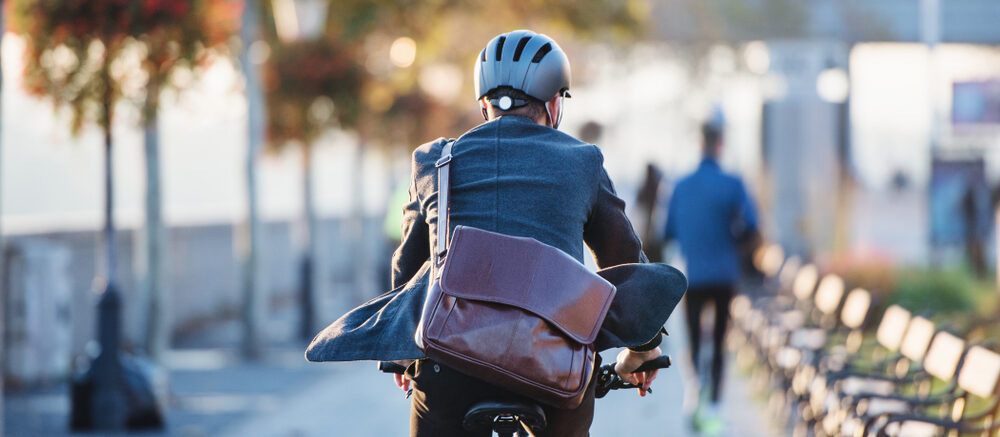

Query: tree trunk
[
  {"left": 102, "top": 72, "right": 117, "bottom": 293},
  {"left": 239, "top": 0, "right": 266, "bottom": 359},
  {"left": 140, "top": 78, "right": 169, "bottom": 360},
  {"left": 350, "top": 139, "right": 369, "bottom": 304},
  {"left": 299, "top": 143, "right": 318, "bottom": 340}
]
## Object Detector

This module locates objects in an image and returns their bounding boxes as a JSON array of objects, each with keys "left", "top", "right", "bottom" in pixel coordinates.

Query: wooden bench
[
  {"left": 833, "top": 330, "right": 968, "bottom": 436},
  {"left": 733, "top": 248, "right": 1000, "bottom": 437},
  {"left": 870, "top": 345, "right": 1000, "bottom": 436}
]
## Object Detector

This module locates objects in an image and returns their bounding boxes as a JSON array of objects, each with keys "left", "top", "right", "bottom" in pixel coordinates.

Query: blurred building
[{"left": 642, "top": 0, "right": 1000, "bottom": 265}]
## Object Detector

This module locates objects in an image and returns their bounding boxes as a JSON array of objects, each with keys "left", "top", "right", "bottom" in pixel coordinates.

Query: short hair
[
  {"left": 702, "top": 123, "right": 722, "bottom": 148},
  {"left": 485, "top": 87, "right": 546, "bottom": 121}
]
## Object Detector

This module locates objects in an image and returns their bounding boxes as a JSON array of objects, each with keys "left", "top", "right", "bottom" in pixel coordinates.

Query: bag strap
[{"left": 434, "top": 139, "right": 457, "bottom": 266}]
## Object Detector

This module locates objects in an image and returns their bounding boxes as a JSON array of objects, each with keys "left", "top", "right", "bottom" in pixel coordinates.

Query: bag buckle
[{"left": 435, "top": 154, "right": 452, "bottom": 168}]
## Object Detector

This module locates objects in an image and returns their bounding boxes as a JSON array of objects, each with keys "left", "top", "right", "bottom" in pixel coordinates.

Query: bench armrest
[
  {"left": 875, "top": 413, "right": 1000, "bottom": 437},
  {"left": 826, "top": 370, "right": 915, "bottom": 386},
  {"left": 844, "top": 391, "right": 959, "bottom": 410}
]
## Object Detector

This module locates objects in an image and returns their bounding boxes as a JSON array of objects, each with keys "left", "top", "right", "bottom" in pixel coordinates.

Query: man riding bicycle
[{"left": 306, "top": 30, "right": 687, "bottom": 436}]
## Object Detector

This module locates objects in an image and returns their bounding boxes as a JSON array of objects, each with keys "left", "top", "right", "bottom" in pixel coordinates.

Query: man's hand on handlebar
[
  {"left": 614, "top": 347, "right": 661, "bottom": 397},
  {"left": 388, "top": 359, "right": 414, "bottom": 392}
]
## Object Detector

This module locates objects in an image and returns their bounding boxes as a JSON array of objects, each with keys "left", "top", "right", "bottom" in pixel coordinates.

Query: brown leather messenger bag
[{"left": 415, "top": 139, "right": 616, "bottom": 409}]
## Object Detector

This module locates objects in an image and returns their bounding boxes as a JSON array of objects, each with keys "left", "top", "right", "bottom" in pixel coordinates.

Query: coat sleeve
[
  {"left": 734, "top": 178, "right": 759, "bottom": 236},
  {"left": 391, "top": 157, "right": 431, "bottom": 289},
  {"left": 583, "top": 147, "right": 648, "bottom": 269},
  {"left": 582, "top": 148, "right": 671, "bottom": 352},
  {"left": 663, "top": 188, "right": 678, "bottom": 242}
]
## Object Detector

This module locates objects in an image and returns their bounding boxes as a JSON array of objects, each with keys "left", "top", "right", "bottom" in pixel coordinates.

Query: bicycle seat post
[
  {"left": 463, "top": 400, "right": 546, "bottom": 437},
  {"left": 492, "top": 414, "right": 522, "bottom": 437}
]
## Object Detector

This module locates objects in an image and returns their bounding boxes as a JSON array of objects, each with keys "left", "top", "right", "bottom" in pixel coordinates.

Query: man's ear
[{"left": 480, "top": 99, "right": 489, "bottom": 121}]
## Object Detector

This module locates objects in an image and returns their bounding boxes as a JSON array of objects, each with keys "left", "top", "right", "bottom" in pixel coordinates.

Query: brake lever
[
  {"left": 595, "top": 365, "right": 616, "bottom": 399},
  {"left": 595, "top": 355, "right": 670, "bottom": 399}
]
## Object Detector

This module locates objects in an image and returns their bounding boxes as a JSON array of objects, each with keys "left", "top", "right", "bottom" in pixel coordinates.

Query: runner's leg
[
  {"left": 709, "top": 285, "right": 734, "bottom": 403},
  {"left": 684, "top": 292, "right": 705, "bottom": 377}
]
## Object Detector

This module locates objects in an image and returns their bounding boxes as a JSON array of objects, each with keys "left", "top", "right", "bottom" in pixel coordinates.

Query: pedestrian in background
[
  {"left": 664, "top": 109, "right": 759, "bottom": 434},
  {"left": 634, "top": 163, "right": 667, "bottom": 263}
]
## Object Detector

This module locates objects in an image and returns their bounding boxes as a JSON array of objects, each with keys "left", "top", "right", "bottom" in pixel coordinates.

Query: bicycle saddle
[{"left": 462, "top": 401, "right": 547, "bottom": 432}]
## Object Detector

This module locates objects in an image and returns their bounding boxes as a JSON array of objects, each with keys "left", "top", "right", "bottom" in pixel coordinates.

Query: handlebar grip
[
  {"left": 378, "top": 361, "right": 408, "bottom": 374},
  {"left": 634, "top": 355, "right": 671, "bottom": 373}
]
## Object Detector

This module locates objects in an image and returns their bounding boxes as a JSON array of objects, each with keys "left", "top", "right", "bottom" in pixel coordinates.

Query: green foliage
[
  {"left": 10, "top": 0, "right": 241, "bottom": 132},
  {"left": 265, "top": 38, "right": 364, "bottom": 147},
  {"left": 829, "top": 257, "right": 897, "bottom": 296},
  {"left": 888, "top": 268, "right": 988, "bottom": 317},
  {"left": 263, "top": 0, "right": 653, "bottom": 150}
]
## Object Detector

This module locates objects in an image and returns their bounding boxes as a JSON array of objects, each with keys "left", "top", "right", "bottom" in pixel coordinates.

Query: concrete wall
[{"left": 1, "top": 217, "right": 389, "bottom": 385}]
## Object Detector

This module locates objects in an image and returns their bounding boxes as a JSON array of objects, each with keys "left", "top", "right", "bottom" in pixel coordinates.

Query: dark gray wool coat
[{"left": 306, "top": 115, "right": 687, "bottom": 362}]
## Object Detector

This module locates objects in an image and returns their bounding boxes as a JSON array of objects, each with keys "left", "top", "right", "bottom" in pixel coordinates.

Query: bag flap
[{"left": 438, "top": 226, "right": 615, "bottom": 344}]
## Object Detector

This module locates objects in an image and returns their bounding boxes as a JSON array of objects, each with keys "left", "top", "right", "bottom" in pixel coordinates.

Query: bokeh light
[
  {"left": 248, "top": 40, "right": 271, "bottom": 65},
  {"left": 816, "top": 67, "right": 850, "bottom": 103},
  {"left": 389, "top": 37, "right": 417, "bottom": 69},
  {"left": 744, "top": 41, "right": 770, "bottom": 74},
  {"left": 418, "top": 63, "right": 463, "bottom": 103}
]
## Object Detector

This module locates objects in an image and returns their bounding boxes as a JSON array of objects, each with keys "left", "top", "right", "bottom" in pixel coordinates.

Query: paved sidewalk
[
  {"left": 219, "top": 314, "right": 780, "bottom": 437},
  {"left": 5, "top": 318, "right": 780, "bottom": 436},
  {"left": 217, "top": 345, "right": 779, "bottom": 436},
  {"left": 4, "top": 346, "right": 336, "bottom": 437}
]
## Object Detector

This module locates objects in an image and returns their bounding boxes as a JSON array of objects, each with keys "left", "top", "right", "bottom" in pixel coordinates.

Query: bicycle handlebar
[
  {"left": 595, "top": 354, "right": 672, "bottom": 399},
  {"left": 378, "top": 361, "right": 409, "bottom": 374},
  {"left": 632, "top": 355, "right": 672, "bottom": 373},
  {"left": 378, "top": 354, "right": 672, "bottom": 400}
]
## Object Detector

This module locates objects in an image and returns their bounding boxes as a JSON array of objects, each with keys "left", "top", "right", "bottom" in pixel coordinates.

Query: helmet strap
[{"left": 546, "top": 95, "right": 564, "bottom": 129}]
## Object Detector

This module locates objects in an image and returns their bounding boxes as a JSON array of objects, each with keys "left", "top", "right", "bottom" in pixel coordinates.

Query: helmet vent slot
[
  {"left": 531, "top": 43, "right": 552, "bottom": 63},
  {"left": 495, "top": 36, "right": 506, "bottom": 60},
  {"left": 512, "top": 36, "right": 532, "bottom": 62},
  {"left": 480, "top": 49, "right": 486, "bottom": 62}
]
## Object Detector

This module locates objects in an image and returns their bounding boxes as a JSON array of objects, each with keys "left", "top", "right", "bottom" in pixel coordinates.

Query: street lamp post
[
  {"left": 271, "top": 0, "right": 329, "bottom": 341},
  {"left": 70, "top": 80, "right": 163, "bottom": 432}
]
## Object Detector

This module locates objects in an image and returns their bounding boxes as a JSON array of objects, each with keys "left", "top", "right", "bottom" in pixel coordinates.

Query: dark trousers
[
  {"left": 683, "top": 284, "right": 734, "bottom": 403},
  {"left": 407, "top": 359, "right": 596, "bottom": 436}
]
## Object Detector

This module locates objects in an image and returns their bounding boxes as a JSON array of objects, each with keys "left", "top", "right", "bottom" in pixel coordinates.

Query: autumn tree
[
  {"left": 264, "top": 36, "right": 365, "bottom": 338},
  {"left": 10, "top": 0, "right": 239, "bottom": 429}
]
